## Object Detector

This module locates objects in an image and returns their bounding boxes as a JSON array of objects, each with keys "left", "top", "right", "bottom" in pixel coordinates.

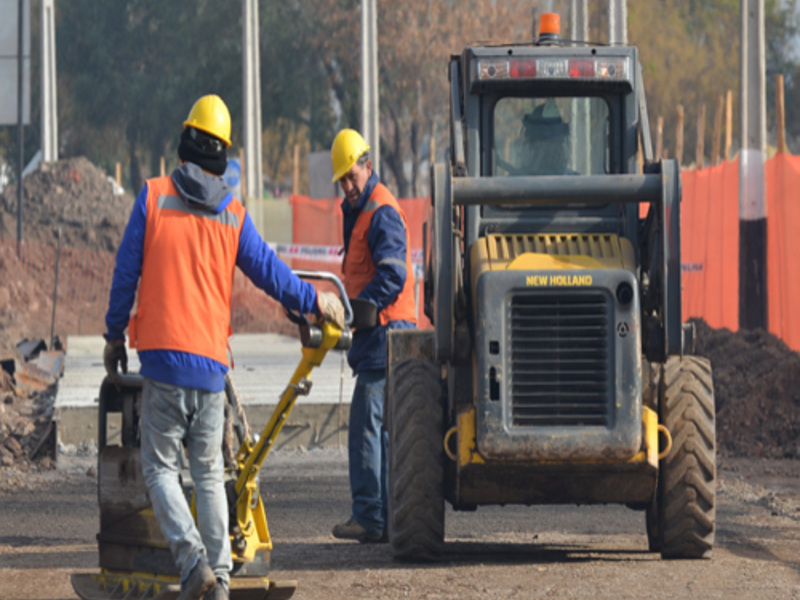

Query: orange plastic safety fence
[
  {"left": 290, "top": 194, "right": 433, "bottom": 328},
  {"left": 680, "top": 159, "right": 740, "bottom": 332},
  {"left": 766, "top": 154, "right": 800, "bottom": 351}
]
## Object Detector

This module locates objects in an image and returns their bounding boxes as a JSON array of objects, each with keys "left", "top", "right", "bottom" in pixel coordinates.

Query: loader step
[{"left": 71, "top": 573, "right": 296, "bottom": 600}]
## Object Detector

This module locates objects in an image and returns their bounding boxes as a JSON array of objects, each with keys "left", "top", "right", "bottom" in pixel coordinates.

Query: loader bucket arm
[{"left": 427, "top": 160, "right": 682, "bottom": 362}]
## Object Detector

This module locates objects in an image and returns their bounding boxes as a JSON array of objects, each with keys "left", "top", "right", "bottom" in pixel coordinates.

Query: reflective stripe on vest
[
  {"left": 128, "top": 176, "right": 246, "bottom": 365},
  {"left": 343, "top": 183, "right": 417, "bottom": 325}
]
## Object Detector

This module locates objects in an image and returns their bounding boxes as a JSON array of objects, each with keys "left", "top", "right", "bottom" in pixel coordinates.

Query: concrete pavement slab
[{"left": 54, "top": 334, "right": 356, "bottom": 456}]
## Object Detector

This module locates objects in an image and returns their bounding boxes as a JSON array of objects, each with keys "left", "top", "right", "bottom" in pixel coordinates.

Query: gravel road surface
[{"left": 1, "top": 453, "right": 800, "bottom": 600}]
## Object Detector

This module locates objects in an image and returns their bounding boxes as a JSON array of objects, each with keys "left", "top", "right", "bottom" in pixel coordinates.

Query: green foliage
[{"left": 56, "top": 1, "right": 242, "bottom": 191}]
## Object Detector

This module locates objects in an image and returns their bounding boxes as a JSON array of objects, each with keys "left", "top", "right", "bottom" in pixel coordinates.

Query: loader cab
[{"left": 453, "top": 45, "right": 644, "bottom": 252}]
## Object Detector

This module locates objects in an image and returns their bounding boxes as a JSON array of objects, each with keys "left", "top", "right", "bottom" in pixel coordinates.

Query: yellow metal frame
[
  {"left": 454, "top": 405, "right": 661, "bottom": 469},
  {"left": 469, "top": 232, "right": 637, "bottom": 320},
  {"left": 471, "top": 232, "right": 636, "bottom": 272},
  {"left": 230, "top": 320, "right": 344, "bottom": 564}
]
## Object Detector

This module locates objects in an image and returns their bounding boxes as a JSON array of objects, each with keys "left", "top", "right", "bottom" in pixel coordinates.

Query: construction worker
[
  {"left": 102, "top": 95, "right": 345, "bottom": 600},
  {"left": 329, "top": 129, "right": 417, "bottom": 543}
]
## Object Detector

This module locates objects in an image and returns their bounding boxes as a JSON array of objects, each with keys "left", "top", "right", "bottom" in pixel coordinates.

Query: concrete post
[
  {"left": 361, "top": 0, "right": 380, "bottom": 176},
  {"left": 739, "top": 0, "right": 768, "bottom": 330},
  {"left": 40, "top": 0, "right": 57, "bottom": 163},
  {"left": 608, "top": 0, "right": 627, "bottom": 45},
  {"left": 243, "top": 0, "right": 263, "bottom": 202}
]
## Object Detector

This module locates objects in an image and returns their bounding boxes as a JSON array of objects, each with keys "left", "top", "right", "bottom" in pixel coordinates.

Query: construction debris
[
  {"left": 16, "top": 338, "right": 47, "bottom": 362},
  {"left": 15, "top": 350, "right": 65, "bottom": 394},
  {"left": 1, "top": 357, "right": 15, "bottom": 378},
  {"left": 0, "top": 386, "right": 57, "bottom": 471},
  {"left": 0, "top": 328, "right": 61, "bottom": 471}
]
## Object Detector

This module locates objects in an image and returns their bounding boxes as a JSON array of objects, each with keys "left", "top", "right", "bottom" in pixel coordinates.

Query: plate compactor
[{"left": 72, "top": 271, "right": 353, "bottom": 600}]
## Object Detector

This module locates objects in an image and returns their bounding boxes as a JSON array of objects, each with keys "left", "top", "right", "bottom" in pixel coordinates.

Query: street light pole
[
  {"left": 571, "top": 0, "right": 589, "bottom": 173},
  {"left": 243, "top": 0, "right": 263, "bottom": 202},
  {"left": 608, "top": 0, "right": 627, "bottom": 45},
  {"left": 41, "top": 0, "right": 57, "bottom": 163},
  {"left": 739, "top": 0, "right": 768, "bottom": 330},
  {"left": 361, "top": 0, "right": 380, "bottom": 176},
  {"left": 16, "top": 0, "right": 24, "bottom": 256}
]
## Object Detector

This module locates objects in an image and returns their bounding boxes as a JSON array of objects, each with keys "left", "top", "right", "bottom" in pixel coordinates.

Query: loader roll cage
[
  {"left": 427, "top": 160, "right": 681, "bottom": 362},
  {"left": 427, "top": 45, "right": 683, "bottom": 369}
]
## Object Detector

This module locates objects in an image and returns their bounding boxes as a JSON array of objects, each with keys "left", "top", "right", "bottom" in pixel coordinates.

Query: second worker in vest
[
  {"left": 329, "top": 129, "right": 417, "bottom": 543},
  {"left": 102, "top": 95, "right": 346, "bottom": 600}
]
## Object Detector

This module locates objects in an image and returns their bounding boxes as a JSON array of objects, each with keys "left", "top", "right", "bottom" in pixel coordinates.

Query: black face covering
[{"left": 178, "top": 127, "right": 228, "bottom": 175}]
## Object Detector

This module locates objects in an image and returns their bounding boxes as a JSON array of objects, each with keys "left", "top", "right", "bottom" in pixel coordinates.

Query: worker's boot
[
  {"left": 332, "top": 518, "right": 386, "bottom": 543},
  {"left": 177, "top": 558, "right": 216, "bottom": 600}
]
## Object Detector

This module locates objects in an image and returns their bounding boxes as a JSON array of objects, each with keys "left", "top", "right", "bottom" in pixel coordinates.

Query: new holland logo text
[{"left": 527, "top": 274, "right": 593, "bottom": 287}]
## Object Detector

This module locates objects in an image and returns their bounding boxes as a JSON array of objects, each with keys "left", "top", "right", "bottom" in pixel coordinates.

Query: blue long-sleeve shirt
[
  {"left": 342, "top": 172, "right": 416, "bottom": 374},
  {"left": 106, "top": 178, "right": 319, "bottom": 392}
]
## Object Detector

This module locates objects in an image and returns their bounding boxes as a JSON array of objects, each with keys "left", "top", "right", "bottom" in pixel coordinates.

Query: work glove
[
  {"left": 103, "top": 339, "right": 128, "bottom": 375},
  {"left": 316, "top": 291, "right": 346, "bottom": 330}
]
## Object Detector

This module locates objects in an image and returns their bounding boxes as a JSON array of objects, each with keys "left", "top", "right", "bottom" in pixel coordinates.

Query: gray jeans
[{"left": 140, "top": 377, "right": 232, "bottom": 588}]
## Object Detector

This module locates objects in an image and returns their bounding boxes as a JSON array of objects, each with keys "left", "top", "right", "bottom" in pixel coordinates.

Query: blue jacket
[
  {"left": 342, "top": 172, "right": 416, "bottom": 375},
  {"left": 106, "top": 164, "right": 320, "bottom": 393}
]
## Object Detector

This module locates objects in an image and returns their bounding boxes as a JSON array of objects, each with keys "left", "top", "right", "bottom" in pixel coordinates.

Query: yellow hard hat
[
  {"left": 183, "top": 94, "right": 232, "bottom": 147},
  {"left": 331, "top": 129, "right": 371, "bottom": 183}
]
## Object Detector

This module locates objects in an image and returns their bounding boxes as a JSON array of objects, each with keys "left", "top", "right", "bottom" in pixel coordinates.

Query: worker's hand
[
  {"left": 317, "top": 292, "right": 346, "bottom": 330},
  {"left": 103, "top": 339, "right": 128, "bottom": 375}
]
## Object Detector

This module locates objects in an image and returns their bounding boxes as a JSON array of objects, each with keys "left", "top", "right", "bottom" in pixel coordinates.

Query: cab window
[{"left": 493, "top": 97, "right": 610, "bottom": 176}]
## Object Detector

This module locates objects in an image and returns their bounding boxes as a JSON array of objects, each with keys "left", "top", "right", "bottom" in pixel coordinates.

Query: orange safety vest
[
  {"left": 128, "top": 176, "right": 246, "bottom": 365},
  {"left": 343, "top": 183, "right": 417, "bottom": 325}
]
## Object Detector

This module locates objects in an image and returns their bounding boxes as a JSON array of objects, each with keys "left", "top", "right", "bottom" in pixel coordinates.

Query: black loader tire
[
  {"left": 646, "top": 493, "right": 660, "bottom": 552},
  {"left": 387, "top": 358, "right": 445, "bottom": 561},
  {"left": 658, "top": 356, "right": 716, "bottom": 559}
]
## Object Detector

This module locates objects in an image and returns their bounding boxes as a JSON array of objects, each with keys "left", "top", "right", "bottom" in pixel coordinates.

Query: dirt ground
[{"left": 1, "top": 453, "right": 800, "bottom": 600}]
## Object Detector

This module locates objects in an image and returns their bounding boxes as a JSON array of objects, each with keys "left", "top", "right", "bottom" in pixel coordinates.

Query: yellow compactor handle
[
  {"left": 229, "top": 271, "right": 353, "bottom": 565},
  {"left": 234, "top": 320, "right": 348, "bottom": 494}
]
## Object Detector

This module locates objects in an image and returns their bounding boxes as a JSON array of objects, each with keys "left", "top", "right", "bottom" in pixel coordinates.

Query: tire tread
[
  {"left": 658, "top": 356, "right": 716, "bottom": 559},
  {"left": 387, "top": 359, "right": 445, "bottom": 561}
]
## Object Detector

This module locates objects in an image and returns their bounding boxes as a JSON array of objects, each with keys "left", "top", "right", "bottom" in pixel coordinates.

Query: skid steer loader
[
  {"left": 71, "top": 271, "right": 352, "bottom": 600},
  {"left": 385, "top": 14, "right": 716, "bottom": 561}
]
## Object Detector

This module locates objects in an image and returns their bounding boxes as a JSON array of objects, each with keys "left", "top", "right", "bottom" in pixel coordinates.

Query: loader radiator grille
[{"left": 509, "top": 291, "right": 611, "bottom": 427}]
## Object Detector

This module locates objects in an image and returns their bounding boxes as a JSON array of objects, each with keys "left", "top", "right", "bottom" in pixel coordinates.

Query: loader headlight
[{"left": 616, "top": 282, "right": 633, "bottom": 306}]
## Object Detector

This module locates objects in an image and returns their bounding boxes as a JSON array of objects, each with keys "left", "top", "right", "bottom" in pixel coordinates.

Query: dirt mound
[
  {"left": 0, "top": 157, "right": 134, "bottom": 252},
  {"left": 693, "top": 319, "right": 800, "bottom": 458}
]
